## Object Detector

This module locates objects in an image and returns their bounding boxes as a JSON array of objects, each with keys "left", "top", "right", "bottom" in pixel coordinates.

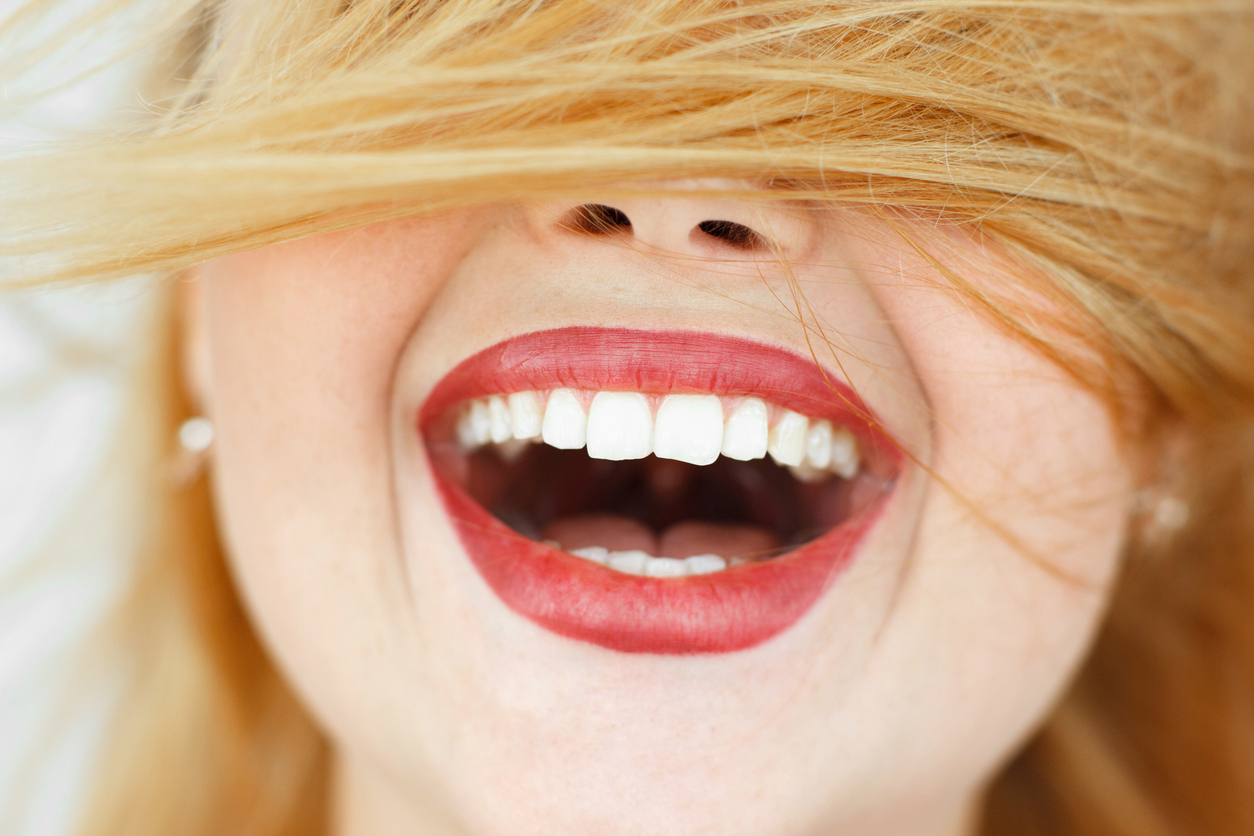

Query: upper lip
[{"left": 420, "top": 326, "right": 902, "bottom": 654}]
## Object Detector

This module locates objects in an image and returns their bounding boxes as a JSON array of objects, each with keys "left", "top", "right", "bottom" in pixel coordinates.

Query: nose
[{"left": 541, "top": 185, "right": 819, "bottom": 259}]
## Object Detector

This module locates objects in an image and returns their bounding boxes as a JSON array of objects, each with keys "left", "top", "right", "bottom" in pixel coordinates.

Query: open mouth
[{"left": 421, "top": 327, "right": 901, "bottom": 654}]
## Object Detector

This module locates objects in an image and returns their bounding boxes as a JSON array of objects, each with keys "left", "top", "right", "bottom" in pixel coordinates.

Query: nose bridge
[{"left": 537, "top": 188, "right": 818, "bottom": 259}]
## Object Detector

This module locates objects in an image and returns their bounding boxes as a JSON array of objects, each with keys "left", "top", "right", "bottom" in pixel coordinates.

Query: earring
[
  {"left": 1131, "top": 488, "right": 1190, "bottom": 540},
  {"left": 171, "top": 416, "right": 214, "bottom": 484},
  {"left": 178, "top": 416, "right": 215, "bottom": 453},
  {"left": 1150, "top": 496, "right": 1189, "bottom": 531}
]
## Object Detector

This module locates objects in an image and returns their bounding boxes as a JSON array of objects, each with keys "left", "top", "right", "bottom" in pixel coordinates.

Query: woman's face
[{"left": 192, "top": 194, "right": 1130, "bottom": 836}]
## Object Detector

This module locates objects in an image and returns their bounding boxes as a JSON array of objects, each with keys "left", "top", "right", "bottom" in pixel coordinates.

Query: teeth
[
  {"left": 455, "top": 389, "right": 862, "bottom": 480},
  {"left": 587, "top": 392, "right": 653, "bottom": 460},
  {"left": 653, "top": 394, "right": 723, "bottom": 466},
  {"left": 606, "top": 550, "right": 651, "bottom": 575},
  {"left": 566, "top": 545, "right": 731, "bottom": 577},
  {"left": 768, "top": 410, "right": 808, "bottom": 467},
  {"left": 467, "top": 399, "right": 492, "bottom": 446},
  {"left": 788, "top": 463, "right": 830, "bottom": 483},
  {"left": 830, "top": 426, "right": 860, "bottom": 479},
  {"left": 805, "top": 420, "right": 833, "bottom": 469},
  {"left": 508, "top": 391, "right": 543, "bottom": 440},
  {"left": 487, "top": 396, "right": 513, "bottom": 443},
  {"left": 494, "top": 438, "right": 531, "bottom": 464},
  {"left": 456, "top": 409, "right": 482, "bottom": 449},
  {"left": 644, "top": 557, "right": 688, "bottom": 577},
  {"left": 454, "top": 399, "right": 497, "bottom": 448},
  {"left": 684, "top": 554, "right": 727, "bottom": 574},
  {"left": 721, "top": 398, "right": 769, "bottom": 461},
  {"left": 541, "top": 389, "right": 588, "bottom": 449},
  {"left": 570, "top": 546, "right": 609, "bottom": 564}
]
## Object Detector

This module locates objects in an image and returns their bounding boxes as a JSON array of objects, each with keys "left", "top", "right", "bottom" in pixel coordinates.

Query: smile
[{"left": 420, "top": 327, "right": 902, "bottom": 654}]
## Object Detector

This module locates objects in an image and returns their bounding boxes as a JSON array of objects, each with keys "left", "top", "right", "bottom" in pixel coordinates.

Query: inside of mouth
[
  {"left": 470, "top": 445, "right": 847, "bottom": 559},
  {"left": 431, "top": 425, "right": 887, "bottom": 570}
]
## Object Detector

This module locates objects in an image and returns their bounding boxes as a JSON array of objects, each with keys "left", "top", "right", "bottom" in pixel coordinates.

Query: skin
[{"left": 188, "top": 193, "right": 1131, "bottom": 836}]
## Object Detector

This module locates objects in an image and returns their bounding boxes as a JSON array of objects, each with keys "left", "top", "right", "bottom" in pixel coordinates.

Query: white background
[{"left": 1, "top": 3, "right": 157, "bottom": 831}]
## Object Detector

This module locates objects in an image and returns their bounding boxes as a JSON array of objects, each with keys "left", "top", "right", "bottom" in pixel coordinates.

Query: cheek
[
  {"left": 844, "top": 255, "right": 1130, "bottom": 783},
  {"left": 897, "top": 291, "right": 1130, "bottom": 588},
  {"left": 199, "top": 216, "right": 477, "bottom": 728}
]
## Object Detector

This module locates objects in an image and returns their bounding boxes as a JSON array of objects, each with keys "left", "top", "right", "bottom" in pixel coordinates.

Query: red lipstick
[{"left": 420, "top": 327, "right": 899, "bottom": 654}]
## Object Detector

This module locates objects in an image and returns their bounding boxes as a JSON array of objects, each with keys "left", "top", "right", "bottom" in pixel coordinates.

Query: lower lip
[{"left": 421, "top": 327, "right": 899, "bottom": 655}]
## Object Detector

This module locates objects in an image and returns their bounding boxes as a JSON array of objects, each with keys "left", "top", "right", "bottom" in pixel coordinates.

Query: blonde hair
[{"left": 4, "top": 1, "right": 1254, "bottom": 833}]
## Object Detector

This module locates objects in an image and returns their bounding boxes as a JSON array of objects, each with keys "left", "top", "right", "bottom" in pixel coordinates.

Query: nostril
[
  {"left": 564, "top": 204, "right": 632, "bottom": 235},
  {"left": 695, "top": 219, "right": 766, "bottom": 251}
]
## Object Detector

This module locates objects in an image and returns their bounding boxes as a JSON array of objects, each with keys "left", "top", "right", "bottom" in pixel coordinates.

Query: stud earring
[
  {"left": 1150, "top": 495, "right": 1189, "bottom": 531},
  {"left": 178, "top": 416, "right": 215, "bottom": 453},
  {"left": 171, "top": 416, "right": 214, "bottom": 484},
  {"left": 1131, "top": 488, "right": 1190, "bottom": 541}
]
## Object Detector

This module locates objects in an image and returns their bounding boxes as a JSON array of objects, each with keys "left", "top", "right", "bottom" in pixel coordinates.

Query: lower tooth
[
  {"left": 570, "top": 547, "right": 732, "bottom": 577},
  {"left": 644, "top": 557, "right": 687, "bottom": 578},
  {"left": 603, "top": 552, "right": 733, "bottom": 577},
  {"left": 570, "top": 546, "right": 609, "bottom": 564},
  {"left": 607, "top": 550, "right": 651, "bottom": 575},
  {"left": 561, "top": 546, "right": 732, "bottom": 579},
  {"left": 684, "top": 554, "right": 726, "bottom": 575}
]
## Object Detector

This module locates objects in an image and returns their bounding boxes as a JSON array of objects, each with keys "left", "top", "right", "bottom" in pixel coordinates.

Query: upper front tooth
[
  {"left": 508, "top": 391, "right": 543, "bottom": 440},
  {"left": 541, "top": 389, "right": 587, "bottom": 449},
  {"left": 805, "top": 420, "right": 833, "bottom": 469},
  {"left": 768, "top": 410, "right": 808, "bottom": 467},
  {"left": 721, "top": 398, "right": 768, "bottom": 461},
  {"left": 487, "top": 396, "right": 513, "bottom": 443},
  {"left": 653, "top": 394, "right": 723, "bottom": 465},
  {"left": 830, "top": 426, "right": 860, "bottom": 478},
  {"left": 586, "top": 392, "right": 653, "bottom": 460}
]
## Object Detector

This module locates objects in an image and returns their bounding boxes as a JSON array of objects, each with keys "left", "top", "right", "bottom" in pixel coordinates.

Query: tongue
[{"left": 541, "top": 514, "right": 780, "bottom": 560}]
